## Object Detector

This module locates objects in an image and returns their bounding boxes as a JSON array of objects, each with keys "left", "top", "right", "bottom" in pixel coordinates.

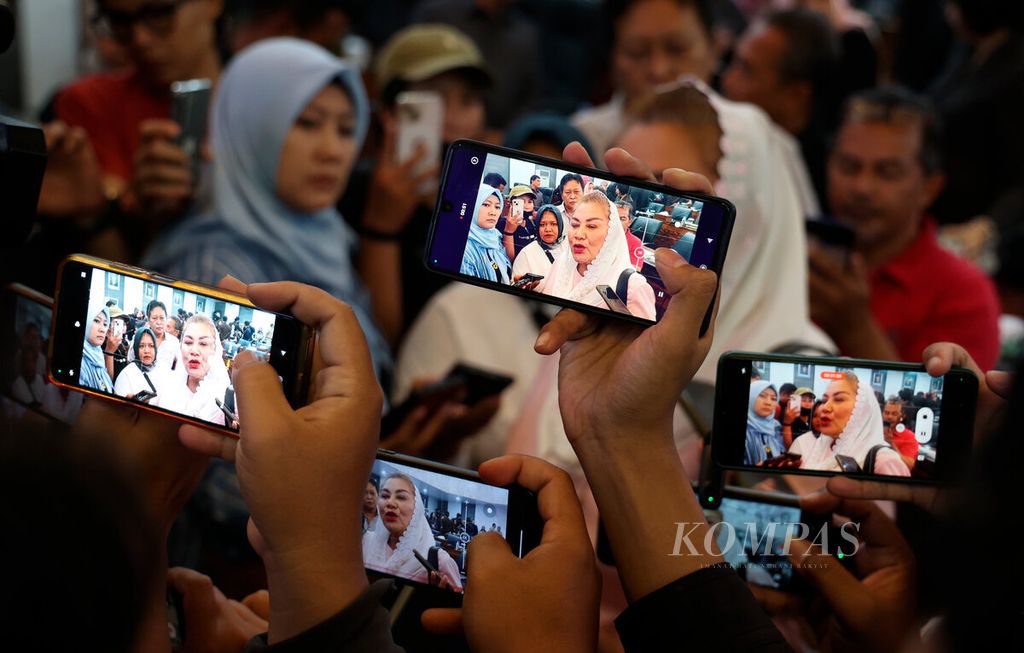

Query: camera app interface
[
  {"left": 73, "top": 268, "right": 279, "bottom": 431},
  {"left": 428, "top": 145, "right": 727, "bottom": 322},
  {"left": 363, "top": 458, "right": 512, "bottom": 593},
  {"left": 743, "top": 360, "right": 943, "bottom": 479}
]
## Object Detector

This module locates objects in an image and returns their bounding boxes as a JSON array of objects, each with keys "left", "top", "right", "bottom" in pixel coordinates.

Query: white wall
[{"left": 17, "top": 0, "right": 79, "bottom": 114}]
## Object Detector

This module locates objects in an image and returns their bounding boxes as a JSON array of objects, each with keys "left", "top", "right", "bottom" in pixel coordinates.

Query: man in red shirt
[
  {"left": 54, "top": 0, "right": 223, "bottom": 229},
  {"left": 615, "top": 199, "right": 646, "bottom": 271},
  {"left": 882, "top": 397, "right": 918, "bottom": 470},
  {"left": 809, "top": 87, "right": 1000, "bottom": 369}
]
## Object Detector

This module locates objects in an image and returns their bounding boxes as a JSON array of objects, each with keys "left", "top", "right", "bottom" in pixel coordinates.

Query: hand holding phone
[{"left": 420, "top": 455, "right": 598, "bottom": 650}]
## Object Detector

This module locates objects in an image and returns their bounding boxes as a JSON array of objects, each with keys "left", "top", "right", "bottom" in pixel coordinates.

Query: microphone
[{"left": 0, "top": 1, "right": 13, "bottom": 55}]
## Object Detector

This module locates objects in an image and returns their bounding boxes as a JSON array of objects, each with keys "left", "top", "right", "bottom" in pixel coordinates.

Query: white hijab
[
  {"left": 362, "top": 477, "right": 437, "bottom": 580},
  {"left": 544, "top": 193, "right": 633, "bottom": 307},
  {"left": 798, "top": 377, "right": 887, "bottom": 472}
]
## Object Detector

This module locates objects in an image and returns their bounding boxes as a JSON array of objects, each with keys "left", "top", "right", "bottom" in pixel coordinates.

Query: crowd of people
[{"left": 2, "top": 0, "right": 1023, "bottom": 651}]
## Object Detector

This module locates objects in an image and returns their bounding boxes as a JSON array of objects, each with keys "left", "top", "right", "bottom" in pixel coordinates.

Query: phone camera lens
[{"left": 442, "top": 200, "right": 453, "bottom": 212}]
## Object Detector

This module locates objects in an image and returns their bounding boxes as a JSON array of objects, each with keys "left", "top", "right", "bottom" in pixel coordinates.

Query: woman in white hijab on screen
[
  {"left": 537, "top": 190, "right": 656, "bottom": 321},
  {"left": 362, "top": 473, "right": 464, "bottom": 592},
  {"left": 152, "top": 314, "right": 230, "bottom": 427},
  {"left": 788, "top": 373, "right": 910, "bottom": 476}
]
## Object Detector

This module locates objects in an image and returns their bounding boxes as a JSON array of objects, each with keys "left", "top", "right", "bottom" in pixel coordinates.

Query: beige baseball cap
[{"left": 375, "top": 23, "right": 492, "bottom": 92}]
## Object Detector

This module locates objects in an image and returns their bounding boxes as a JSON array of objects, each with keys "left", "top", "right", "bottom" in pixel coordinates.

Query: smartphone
[
  {"left": 365, "top": 449, "right": 542, "bottom": 594},
  {"left": 381, "top": 375, "right": 466, "bottom": 436},
  {"left": 165, "top": 587, "right": 186, "bottom": 652},
  {"left": 511, "top": 198, "right": 524, "bottom": 218},
  {"left": 170, "top": 78, "right": 212, "bottom": 182},
  {"left": 447, "top": 362, "right": 513, "bottom": 406},
  {"left": 395, "top": 91, "right": 443, "bottom": 195},
  {"left": 1, "top": 283, "right": 83, "bottom": 426},
  {"left": 806, "top": 218, "right": 855, "bottom": 266},
  {"left": 48, "top": 255, "right": 314, "bottom": 436},
  {"left": 426, "top": 140, "right": 736, "bottom": 332},
  {"left": 596, "top": 284, "right": 632, "bottom": 315},
  {"left": 712, "top": 352, "right": 978, "bottom": 483},
  {"left": 512, "top": 272, "right": 544, "bottom": 288}
]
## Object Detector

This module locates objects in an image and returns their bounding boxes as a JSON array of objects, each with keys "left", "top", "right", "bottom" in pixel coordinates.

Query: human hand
[
  {"left": 130, "top": 119, "right": 193, "bottom": 220},
  {"left": 73, "top": 399, "right": 209, "bottom": 535},
  {"left": 421, "top": 455, "right": 600, "bottom": 653},
  {"left": 178, "top": 279, "right": 382, "bottom": 643},
  {"left": 808, "top": 246, "right": 872, "bottom": 341},
  {"left": 534, "top": 142, "right": 719, "bottom": 450},
  {"left": 512, "top": 274, "right": 541, "bottom": 291},
  {"left": 168, "top": 567, "right": 269, "bottom": 653},
  {"left": 37, "top": 121, "right": 107, "bottom": 218},
  {"left": 363, "top": 123, "right": 437, "bottom": 236},
  {"left": 783, "top": 403, "right": 800, "bottom": 426}
]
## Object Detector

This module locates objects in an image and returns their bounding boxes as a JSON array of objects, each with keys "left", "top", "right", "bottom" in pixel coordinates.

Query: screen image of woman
[
  {"left": 152, "top": 314, "right": 230, "bottom": 427},
  {"left": 362, "top": 473, "right": 464, "bottom": 592},
  {"left": 744, "top": 381, "right": 786, "bottom": 466},
  {"left": 537, "top": 191, "right": 656, "bottom": 320},
  {"left": 79, "top": 300, "right": 114, "bottom": 393},
  {"left": 511, "top": 204, "right": 564, "bottom": 280},
  {"left": 460, "top": 184, "right": 512, "bottom": 284},
  {"left": 113, "top": 327, "right": 161, "bottom": 403},
  {"left": 788, "top": 373, "right": 910, "bottom": 476}
]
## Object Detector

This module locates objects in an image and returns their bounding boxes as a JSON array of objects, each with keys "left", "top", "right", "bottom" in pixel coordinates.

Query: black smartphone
[
  {"left": 1, "top": 283, "right": 83, "bottom": 426},
  {"left": 425, "top": 140, "right": 736, "bottom": 333},
  {"left": 48, "top": 255, "right": 315, "bottom": 436},
  {"left": 596, "top": 284, "right": 631, "bottom": 315},
  {"left": 702, "top": 486, "right": 861, "bottom": 593},
  {"left": 512, "top": 272, "right": 544, "bottom": 288},
  {"left": 806, "top": 218, "right": 855, "bottom": 266},
  {"left": 447, "top": 362, "right": 513, "bottom": 406},
  {"left": 712, "top": 352, "right": 978, "bottom": 484},
  {"left": 364, "top": 450, "right": 542, "bottom": 594},
  {"left": 381, "top": 375, "right": 466, "bottom": 435},
  {"left": 170, "top": 78, "right": 212, "bottom": 182}
]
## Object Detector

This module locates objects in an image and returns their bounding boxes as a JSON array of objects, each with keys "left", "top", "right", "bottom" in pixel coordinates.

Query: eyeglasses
[{"left": 91, "top": 0, "right": 195, "bottom": 43}]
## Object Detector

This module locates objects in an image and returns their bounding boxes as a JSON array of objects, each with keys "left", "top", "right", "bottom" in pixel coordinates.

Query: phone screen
[
  {"left": 704, "top": 496, "right": 801, "bottom": 590},
  {"left": 49, "top": 260, "right": 310, "bottom": 433},
  {"left": 364, "top": 456, "right": 519, "bottom": 593},
  {"left": 713, "top": 354, "right": 977, "bottom": 482},
  {"left": 1, "top": 285, "right": 83, "bottom": 426},
  {"left": 426, "top": 140, "right": 734, "bottom": 325}
]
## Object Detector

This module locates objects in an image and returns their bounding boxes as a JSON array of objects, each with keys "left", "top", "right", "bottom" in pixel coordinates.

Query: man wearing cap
[
  {"left": 344, "top": 23, "right": 495, "bottom": 334},
  {"left": 498, "top": 184, "right": 539, "bottom": 260},
  {"left": 786, "top": 387, "right": 816, "bottom": 445}
]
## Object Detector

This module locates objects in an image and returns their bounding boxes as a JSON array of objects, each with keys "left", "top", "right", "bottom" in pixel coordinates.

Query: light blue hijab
[
  {"left": 460, "top": 184, "right": 510, "bottom": 283},
  {"left": 144, "top": 38, "right": 391, "bottom": 379},
  {"left": 80, "top": 305, "right": 113, "bottom": 393},
  {"left": 747, "top": 380, "right": 779, "bottom": 439}
]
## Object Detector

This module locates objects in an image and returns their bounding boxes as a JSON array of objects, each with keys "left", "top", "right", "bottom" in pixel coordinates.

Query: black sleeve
[
  {"left": 615, "top": 565, "right": 792, "bottom": 653},
  {"left": 244, "top": 580, "right": 404, "bottom": 653}
]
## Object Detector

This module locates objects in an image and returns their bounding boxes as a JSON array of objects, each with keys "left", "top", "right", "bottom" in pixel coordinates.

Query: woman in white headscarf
[
  {"left": 789, "top": 373, "right": 909, "bottom": 476},
  {"left": 538, "top": 190, "right": 656, "bottom": 321},
  {"left": 362, "top": 473, "right": 463, "bottom": 592},
  {"left": 152, "top": 314, "right": 229, "bottom": 427}
]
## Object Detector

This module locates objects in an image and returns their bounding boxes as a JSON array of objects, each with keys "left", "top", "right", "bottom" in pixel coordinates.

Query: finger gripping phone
[
  {"left": 425, "top": 140, "right": 736, "bottom": 333},
  {"left": 364, "top": 450, "right": 541, "bottom": 595},
  {"left": 711, "top": 352, "right": 977, "bottom": 484},
  {"left": 48, "top": 255, "right": 314, "bottom": 436}
]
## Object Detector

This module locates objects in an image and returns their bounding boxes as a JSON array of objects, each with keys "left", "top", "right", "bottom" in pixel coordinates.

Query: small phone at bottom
[{"left": 363, "top": 450, "right": 541, "bottom": 595}]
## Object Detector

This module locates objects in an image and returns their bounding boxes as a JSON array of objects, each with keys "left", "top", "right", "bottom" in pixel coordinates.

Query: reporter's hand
[
  {"left": 421, "top": 455, "right": 600, "bottom": 653},
  {"left": 764, "top": 492, "right": 918, "bottom": 653},
  {"left": 179, "top": 280, "right": 383, "bottom": 643},
  {"left": 168, "top": 567, "right": 268, "bottom": 653},
  {"left": 535, "top": 142, "right": 719, "bottom": 448},
  {"left": 73, "top": 399, "right": 209, "bottom": 535},
  {"left": 37, "top": 121, "right": 107, "bottom": 218},
  {"left": 130, "top": 119, "right": 193, "bottom": 220},
  {"left": 363, "top": 124, "right": 437, "bottom": 236}
]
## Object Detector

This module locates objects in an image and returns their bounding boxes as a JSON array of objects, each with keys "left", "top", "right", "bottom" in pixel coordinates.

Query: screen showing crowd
[
  {"left": 2, "top": 294, "right": 82, "bottom": 425},
  {"left": 362, "top": 458, "right": 511, "bottom": 593},
  {"left": 744, "top": 360, "right": 943, "bottom": 478},
  {"left": 76, "top": 269, "right": 278, "bottom": 430},
  {"left": 454, "top": 152, "right": 706, "bottom": 322},
  {"left": 705, "top": 497, "right": 800, "bottom": 590}
]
